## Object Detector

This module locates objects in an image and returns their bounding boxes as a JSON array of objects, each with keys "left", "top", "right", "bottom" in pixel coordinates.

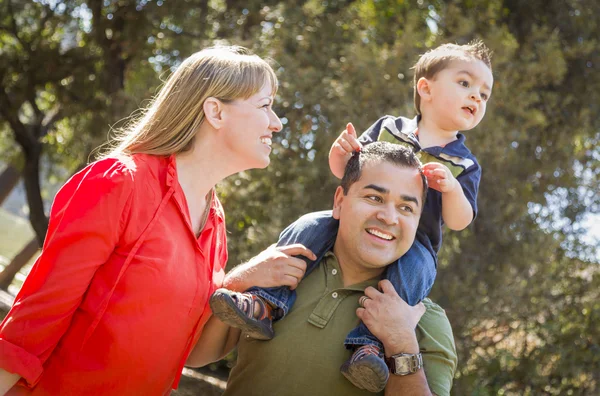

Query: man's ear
[
  {"left": 203, "top": 97, "right": 225, "bottom": 129},
  {"left": 416, "top": 77, "right": 432, "bottom": 103},
  {"left": 332, "top": 186, "right": 345, "bottom": 220}
]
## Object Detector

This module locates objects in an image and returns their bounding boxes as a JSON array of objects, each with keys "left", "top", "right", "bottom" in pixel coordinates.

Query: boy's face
[{"left": 420, "top": 58, "right": 493, "bottom": 132}]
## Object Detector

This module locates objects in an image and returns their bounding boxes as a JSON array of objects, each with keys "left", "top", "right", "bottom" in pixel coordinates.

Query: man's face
[{"left": 332, "top": 160, "right": 424, "bottom": 274}]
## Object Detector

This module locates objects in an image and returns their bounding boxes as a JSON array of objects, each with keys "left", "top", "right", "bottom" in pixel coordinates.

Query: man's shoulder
[{"left": 419, "top": 298, "right": 454, "bottom": 336}]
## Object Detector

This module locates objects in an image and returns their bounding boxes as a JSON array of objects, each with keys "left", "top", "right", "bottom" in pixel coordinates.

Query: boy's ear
[
  {"left": 332, "top": 186, "right": 345, "bottom": 220},
  {"left": 416, "top": 77, "right": 433, "bottom": 103},
  {"left": 203, "top": 97, "right": 225, "bottom": 129}
]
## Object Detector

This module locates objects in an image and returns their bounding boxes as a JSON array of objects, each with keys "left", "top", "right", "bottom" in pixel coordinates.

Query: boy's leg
[
  {"left": 340, "top": 241, "right": 436, "bottom": 392},
  {"left": 384, "top": 239, "right": 437, "bottom": 306},
  {"left": 210, "top": 211, "right": 338, "bottom": 339}
]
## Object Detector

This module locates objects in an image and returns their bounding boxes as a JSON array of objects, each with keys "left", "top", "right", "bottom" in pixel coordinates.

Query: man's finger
[
  {"left": 379, "top": 279, "right": 398, "bottom": 296},
  {"left": 287, "top": 257, "right": 308, "bottom": 272},
  {"left": 283, "top": 274, "right": 301, "bottom": 290},
  {"left": 364, "top": 286, "right": 382, "bottom": 299},
  {"left": 278, "top": 244, "right": 317, "bottom": 260},
  {"left": 356, "top": 307, "right": 366, "bottom": 319},
  {"left": 285, "top": 263, "right": 306, "bottom": 280}
]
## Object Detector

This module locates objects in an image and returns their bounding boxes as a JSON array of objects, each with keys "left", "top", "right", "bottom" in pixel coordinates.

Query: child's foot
[
  {"left": 340, "top": 344, "right": 389, "bottom": 392},
  {"left": 209, "top": 289, "right": 274, "bottom": 340}
]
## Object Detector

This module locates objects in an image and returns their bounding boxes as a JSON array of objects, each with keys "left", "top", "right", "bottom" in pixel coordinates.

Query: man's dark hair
[{"left": 340, "top": 142, "right": 428, "bottom": 206}]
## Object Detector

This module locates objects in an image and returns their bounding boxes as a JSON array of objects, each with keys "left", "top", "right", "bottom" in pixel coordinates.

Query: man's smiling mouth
[{"left": 366, "top": 228, "right": 395, "bottom": 240}]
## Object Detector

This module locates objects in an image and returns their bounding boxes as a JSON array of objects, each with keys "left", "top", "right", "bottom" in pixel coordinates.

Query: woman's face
[{"left": 221, "top": 82, "right": 282, "bottom": 170}]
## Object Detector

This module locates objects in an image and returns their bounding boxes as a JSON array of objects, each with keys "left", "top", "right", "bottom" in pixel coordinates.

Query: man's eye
[
  {"left": 367, "top": 195, "right": 382, "bottom": 203},
  {"left": 400, "top": 205, "right": 415, "bottom": 213}
]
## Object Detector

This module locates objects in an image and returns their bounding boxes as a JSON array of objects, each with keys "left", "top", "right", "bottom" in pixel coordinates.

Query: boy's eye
[
  {"left": 459, "top": 80, "right": 469, "bottom": 88},
  {"left": 481, "top": 93, "right": 489, "bottom": 101}
]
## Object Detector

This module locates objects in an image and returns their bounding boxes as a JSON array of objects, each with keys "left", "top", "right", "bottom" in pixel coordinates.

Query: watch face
[{"left": 388, "top": 353, "right": 423, "bottom": 375}]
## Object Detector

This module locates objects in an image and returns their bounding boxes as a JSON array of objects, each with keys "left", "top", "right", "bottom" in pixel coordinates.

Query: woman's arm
[
  {"left": 185, "top": 316, "right": 241, "bottom": 367},
  {"left": 0, "top": 369, "right": 20, "bottom": 395},
  {"left": 0, "top": 159, "right": 134, "bottom": 387},
  {"left": 186, "top": 243, "right": 316, "bottom": 366}
]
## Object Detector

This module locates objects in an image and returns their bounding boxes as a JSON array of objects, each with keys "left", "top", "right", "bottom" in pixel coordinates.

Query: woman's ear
[{"left": 203, "top": 97, "right": 224, "bottom": 129}]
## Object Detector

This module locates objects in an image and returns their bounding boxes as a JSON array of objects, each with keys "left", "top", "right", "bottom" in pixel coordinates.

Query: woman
[{"left": 0, "top": 46, "right": 312, "bottom": 395}]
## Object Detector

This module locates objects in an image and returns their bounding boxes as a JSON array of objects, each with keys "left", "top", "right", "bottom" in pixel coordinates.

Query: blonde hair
[
  {"left": 413, "top": 40, "right": 493, "bottom": 115},
  {"left": 101, "top": 46, "right": 278, "bottom": 158}
]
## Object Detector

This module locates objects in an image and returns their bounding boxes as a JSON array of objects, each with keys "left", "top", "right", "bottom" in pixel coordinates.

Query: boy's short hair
[
  {"left": 341, "top": 142, "right": 428, "bottom": 207},
  {"left": 412, "top": 40, "right": 493, "bottom": 115}
]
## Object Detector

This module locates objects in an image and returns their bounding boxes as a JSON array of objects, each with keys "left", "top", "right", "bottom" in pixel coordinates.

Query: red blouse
[{"left": 0, "top": 154, "right": 228, "bottom": 395}]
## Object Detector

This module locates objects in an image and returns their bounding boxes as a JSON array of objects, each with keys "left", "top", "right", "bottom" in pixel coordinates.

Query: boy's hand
[
  {"left": 422, "top": 162, "right": 458, "bottom": 193},
  {"left": 329, "top": 123, "right": 362, "bottom": 179}
]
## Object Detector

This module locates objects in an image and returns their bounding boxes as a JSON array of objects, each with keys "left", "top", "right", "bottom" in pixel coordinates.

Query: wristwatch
[{"left": 385, "top": 352, "right": 423, "bottom": 375}]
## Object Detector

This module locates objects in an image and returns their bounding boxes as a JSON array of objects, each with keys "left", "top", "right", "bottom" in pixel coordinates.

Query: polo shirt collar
[{"left": 398, "top": 115, "right": 473, "bottom": 159}]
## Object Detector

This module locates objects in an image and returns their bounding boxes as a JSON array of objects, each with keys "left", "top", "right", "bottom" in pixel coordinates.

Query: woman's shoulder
[{"left": 85, "top": 153, "right": 169, "bottom": 186}]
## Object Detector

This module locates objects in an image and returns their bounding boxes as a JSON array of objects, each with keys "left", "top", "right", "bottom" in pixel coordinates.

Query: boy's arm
[
  {"left": 423, "top": 163, "right": 474, "bottom": 231},
  {"left": 329, "top": 123, "right": 362, "bottom": 179},
  {"left": 329, "top": 116, "right": 393, "bottom": 179}
]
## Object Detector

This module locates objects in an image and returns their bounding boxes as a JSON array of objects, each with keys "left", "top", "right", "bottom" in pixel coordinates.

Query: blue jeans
[{"left": 247, "top": 210, "right": 437, "bottom": 349}]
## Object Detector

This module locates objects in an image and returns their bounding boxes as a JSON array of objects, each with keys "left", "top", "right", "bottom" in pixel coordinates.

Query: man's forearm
[{"left": 383, "top": 335, "right": 432, "bottom": 396}]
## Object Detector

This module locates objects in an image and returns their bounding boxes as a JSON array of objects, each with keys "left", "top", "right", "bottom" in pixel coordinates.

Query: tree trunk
[
  {"left": 0, "top": 164, "right": 20, "bottom": 204},
  {"left": 22, "top": 147, "right": 48, "bottom": 246},
  {"left": 0, "top": 238, "right": 39, "bottom": 291}
]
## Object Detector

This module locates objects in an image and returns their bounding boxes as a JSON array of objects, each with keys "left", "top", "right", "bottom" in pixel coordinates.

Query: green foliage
[{"left": 1, "top": 0, "right": 598, "bottom": 393}]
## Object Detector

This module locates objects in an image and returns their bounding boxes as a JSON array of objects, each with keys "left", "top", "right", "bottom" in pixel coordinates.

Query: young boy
[{"left": 210, "top": 40, "right": 493, "bottom": 393}]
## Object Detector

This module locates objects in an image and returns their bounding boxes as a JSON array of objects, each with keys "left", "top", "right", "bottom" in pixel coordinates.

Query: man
[{"left": 189, "top": 142, "right": 457, "bottom": 395}]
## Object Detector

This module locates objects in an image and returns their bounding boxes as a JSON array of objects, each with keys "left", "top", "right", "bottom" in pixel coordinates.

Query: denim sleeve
[
  {"left": 384, "top": 239, "right": 437, "bottom": 305},
  {"left": 277, "top": 210, "right": 338, "bottom": 276}
]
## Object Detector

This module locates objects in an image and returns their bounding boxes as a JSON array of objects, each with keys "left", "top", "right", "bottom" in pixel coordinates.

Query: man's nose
[{"left": 376, "top": 205, "right": 399, "bottom": 225}]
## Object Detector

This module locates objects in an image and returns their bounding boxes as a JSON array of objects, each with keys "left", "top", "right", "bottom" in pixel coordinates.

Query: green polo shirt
[{"left": 224, "top": 252, "right": 457, "bottom": 396}]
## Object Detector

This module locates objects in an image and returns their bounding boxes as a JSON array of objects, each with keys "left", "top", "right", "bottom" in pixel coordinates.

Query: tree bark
[
  {"left": 0, "top": 164, "right": 20, "bottom": 204},
  {"left": 22, "top": 146, "right": 48, "bottom": 245},
  {"left": 0, "top": 238, "right": 39, "bottom": 291}
]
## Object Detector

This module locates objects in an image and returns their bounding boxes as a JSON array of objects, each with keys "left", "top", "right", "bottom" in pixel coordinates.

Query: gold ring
[{"left": 359, "top": 296, "right": 370, "bottom": 307}]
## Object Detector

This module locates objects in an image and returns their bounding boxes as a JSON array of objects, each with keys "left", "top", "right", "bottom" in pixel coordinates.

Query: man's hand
[
  {"left": 223, "top": 244, "right": 315, "bottom": 292},
  {"left": 356, "top": 280, "right": 425, "bottom": 356},
  {"left": 422, "top": 162, "right": 458, "bottom": 193},
  {"left": 329, "top": 123, "right": 363, "bottom": 179}
]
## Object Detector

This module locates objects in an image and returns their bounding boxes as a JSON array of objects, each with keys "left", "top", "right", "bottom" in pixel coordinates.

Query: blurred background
[{"left": 0, "top": 0, "right": 598, "bottom": 394}]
